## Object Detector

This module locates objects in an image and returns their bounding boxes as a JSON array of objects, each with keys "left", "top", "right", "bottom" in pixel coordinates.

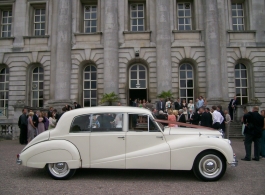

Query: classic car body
[{"left": 17, "top": 107, "right": 237, "bottom": 181}]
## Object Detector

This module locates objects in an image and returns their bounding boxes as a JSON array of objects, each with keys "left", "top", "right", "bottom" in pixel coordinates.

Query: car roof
[{"left": 64, "top": 106, "right": 152, "bottom": 116}]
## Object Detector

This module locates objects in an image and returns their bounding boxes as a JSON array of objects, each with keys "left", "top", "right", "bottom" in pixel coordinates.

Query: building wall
[{"left": 0, "top": 0, "right": 265, "bottom": 122}]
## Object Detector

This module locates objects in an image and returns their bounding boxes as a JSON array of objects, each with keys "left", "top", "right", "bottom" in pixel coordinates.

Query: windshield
[{"left": 152, "top": 113, "right": 164, "bottom": 131}]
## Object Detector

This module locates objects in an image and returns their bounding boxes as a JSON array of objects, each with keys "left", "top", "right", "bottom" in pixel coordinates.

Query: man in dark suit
[
  {"left": 200, "top": 107, "right": 212, "bottom": 127},
  {"left": 32, "top": 110, "right": 39, "bottom": 129},
  {"left": 178, "top": 109, "right": 186, "bottom": 127},
  {"left": 74, "top": 102, "right": 81, "bottom": 109},
  {"left": 132, "top": 99, "right": 138, "bottom": 107},
  {"left": 190, "top": 110, "right": 200, "bottom": 125},
  {"left": 242, "top": 106, "right": 264, "bottom": 161},
  {"left": 156, "top": 110, "right": 167, "bottom": 126},
  {"left": 156, "top": 99, "right": 165, "bottom": 112},
  {"left": 174, "top": 98, "right": 181, "bottom": 110},
  {"left": 18, "top": 108, "right": 28, "bottom": 144},
  {"left": 228, "top": 96, "right": 237, "bottom": 121},
  {"left": 47, "top": 107, "right": 53, "bottom": 118}
]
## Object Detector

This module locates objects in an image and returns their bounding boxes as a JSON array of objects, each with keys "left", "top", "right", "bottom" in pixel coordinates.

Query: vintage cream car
[{"left": 17, "top": 107, "right": 237, "bottom": 181}]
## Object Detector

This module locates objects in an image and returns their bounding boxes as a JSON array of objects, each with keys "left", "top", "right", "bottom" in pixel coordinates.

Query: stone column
[
  {"left": 103, "top": 0, "right": 119, "bottom": 94},
  {"left": 156, "top": 0, "right": 172, "bottom": 95},
  {"left": 46, "top": 0, "right": 72, "bottom": 110},
  {"left": 203, "top": 0, "right": 222, "bottom": 104}
]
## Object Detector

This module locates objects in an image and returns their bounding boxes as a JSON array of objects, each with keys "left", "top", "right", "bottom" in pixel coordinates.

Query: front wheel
[
  {"left": 193, "top": 151, "right": 227, "bottom": 181},
  {"left": 46, "top": 162, "right": 76, "bottom": 180}
]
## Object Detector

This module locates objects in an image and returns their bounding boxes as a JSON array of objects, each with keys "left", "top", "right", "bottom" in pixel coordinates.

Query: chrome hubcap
[
  {"left": 199, "top": 154, "right": 222, "bottom": 178},
  {"left": 48, "top": 162, "right": 70, "bottom": 178}
]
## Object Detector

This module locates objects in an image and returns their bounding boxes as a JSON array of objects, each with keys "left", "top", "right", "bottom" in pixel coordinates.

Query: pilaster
[{"left": 156, "top": 0, "right": 172, "bottom": 94}]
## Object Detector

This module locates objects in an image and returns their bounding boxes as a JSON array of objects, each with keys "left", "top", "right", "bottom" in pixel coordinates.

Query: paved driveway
[{"left": 0, "top": 139, "right": 264, "bottom": 195}]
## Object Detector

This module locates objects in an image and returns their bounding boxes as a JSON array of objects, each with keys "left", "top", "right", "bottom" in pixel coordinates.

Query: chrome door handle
[
  {"left": 118, "top": 136, "right": 125, "bottom": 139},
  {"left": 156, "top": 136, "right": 163, "bottom": 139}
]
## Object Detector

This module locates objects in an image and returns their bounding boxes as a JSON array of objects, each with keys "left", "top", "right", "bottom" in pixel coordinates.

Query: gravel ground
[{"left": 0, "top": 138, "right": 264, "bottom": 195}]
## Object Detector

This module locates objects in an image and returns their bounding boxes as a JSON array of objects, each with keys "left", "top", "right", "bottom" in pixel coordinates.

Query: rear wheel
[
  {"left": 193, "top": 150, "right": 226, "bottom": 181},
  {"left": 46, "top": 162, "right": 76, "bottom": 180}
]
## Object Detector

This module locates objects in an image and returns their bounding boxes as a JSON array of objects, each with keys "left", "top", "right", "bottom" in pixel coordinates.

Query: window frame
[
  {"left": 177, "top": 2, "right": 192, "bottom": 31},
  {"left": 179, "top": 63, "right": 194, "bottom": 104},
  {"left": 129, "top": 2, "right": 146, "bottom": 32},
  {"left": 0, "top": 9, "right": 12, "bottom": 38},
  {"left": 234, "top": 63, "right": 248, "bottom": 105},
  {"left": 129, "top": 64, "right": 147, "bottom": 89},
  {"left": 0, "top": 67, "right": 9, "bottom": 117},
  {"left": 27, "top": 2, "right": 48, "bottom": 36},
  {"left": 83, "top": 65, "right": 97, "bottom": 107},
  {"left": 33, "top": 7, "right": 46, "bottom": 36},
  {"left": 31, "top": 66, "right": 44, "bottom": 108},
  {"left": 83, "top": 4, "right": 97, "bottom": 33},
  {"left": 231, "top": 2, "right": 245, "bottom": 31}
]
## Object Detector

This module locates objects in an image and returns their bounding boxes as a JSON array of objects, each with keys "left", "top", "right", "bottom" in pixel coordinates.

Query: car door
[
  {"left": 126, "top": 113, "right": 170, "bottom": 169},
  {"left": 90, "top": 113, "right": 126, "bottom": 169}
]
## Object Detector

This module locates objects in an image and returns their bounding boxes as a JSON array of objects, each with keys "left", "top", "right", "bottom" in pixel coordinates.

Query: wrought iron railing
[{"left": 0, "top": 124, "right": 13, "bottom": 138}]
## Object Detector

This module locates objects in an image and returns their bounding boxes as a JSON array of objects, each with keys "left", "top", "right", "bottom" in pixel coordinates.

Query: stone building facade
[{"left": 0, "top": 0, "right": 265, "bottom": 128}]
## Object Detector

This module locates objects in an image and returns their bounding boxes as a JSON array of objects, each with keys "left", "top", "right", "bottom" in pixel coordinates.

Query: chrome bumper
[
  {"left": 16, "top": 159, "right": 22, "bottom": 165},
  {"left": 229, "top": 154, "right": 238, "bottom": 167}
]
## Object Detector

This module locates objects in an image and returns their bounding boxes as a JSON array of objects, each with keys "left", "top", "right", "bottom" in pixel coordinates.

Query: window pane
[
  {"left": 187, "top": 71, "right": 193, "bottom": 78},
  {"left": 5, "top": 83, "right": 9, "bottom": 90},
  {"left": 237, "top": 4, "right": 243, "bottom": 9},
  {"left": 131, "top": 66, "right": 137, "bottom": 70},
  {"left": 187, "top": 89, "right": 193, "bottom": 97},
  {"left": 232, "top": 10, "right": 237, "bottom": 17},
  {"left": 139, "top": 65, "right": 145, "bottom": 70},
  {"left": 41, "top": 9, "right": 45, "bottom": 15},
  {"left": 185, "top": 25, "right": 191, "bottom": 30},
  {"left": 185, "top": 18, "right": 191, "bottom": 24},
  {"left": 0, "top": 83, "right": 4, "bottom": 90},
  {"left": 35, "top": 9, "right": 40, "bottom": 15},
  {"left": 241, "top": 70, "right": 247, "bottom": 78},
  {"left": 138, "top": 26, "right": 144, "bottom": 31},
  {"left": 187, "top": 80, "right": 193, "bottom": 87},
  {"left": 178, "top": 11, "right": 184, "bottom": 17},
  {"left": 139, "top": 80, "right": 146, "bottom": 88},
  {"left": 85, "top": 73, "right": 90, "bottom": 80},
  {"left": 139, "top": 71, "right": 145, "bottom": 79},
  {"left": 241, "top": 79, "right": 247, "bottom": 87},
  {"left": 84, "top": 100, "right": 90, "bottom": 107},
  {"left": 39, "top": 82, "right": 43, "bottom": 89},
  {"left": 132, "top": 19, "right": 137, "bottom": 25},
  {"left": 91, "top": 90, "right": 97, "bottom": 98},
  {"left": 180, "top": 89, "right": 186, "bottom": 97},
  {"left": 242, "top": 88, "right": 248, "bottom": 96},
  {"left": 33, "top": 100, "right": 38, "bottom": 108},
  {"left": 84, "top": 81, "right": 90, "bottom": 89},
  {"left": 91, "top": 81, "right": 97, "bottom": 89},
  {"left": 91, "top": 66, "right": 96, "bottom": 71},
  {"left": 138, "top": 11, "right": 143, "bottom": 18},
  {"left": 131, "top": 80, "right": 137, "bottom": 88},
  {"left": 91, "top": 99, "right": 97, "bottom": 107},
  {"left": 178, "top": 4, "right": 184, "bottom": 9},
  {"left": 179, "top": 18, "right": 184, "bottom": 24},
  {"left": 85, "top": 13, "right": 90, "bottom": 19},
  {"left": 236, "top": 88, "right": 241, "bottom": 96},
  {"left": 33, "top": 91, "right": 38, "bottom": 98},
  {"left": 132, "top": 26, "right": 137, "bottom": 31},
  {"left": 33, "top": 74, "right": 38, "bottom": 81},
  {"left": 84, "top": 90, "right": 90, "bottom": 98},
  {"left": 242, "top": 97, "right": 248, "bottom": 104},
  {"left": 91, "top": 13, "right": 97, "bottom": 19},
  {"left": 131, "top": 11, "right": 137, "bottom": 18},
  {"left": 180, "top": 71, "right": 186, "bottom": 79},
  {"left": 238, "top": 18, "right": 243, "bottom": 24},
  {"left": 0, "top": 75, "right": 4, "bottom": 82},
  {"left": 238, "top": 10, "right": 243, "bottom": 17},
  {"left": 91, "top": 73, "right": 97, "bottom": 80},
  {"left": 85, "top": 28, "right": 91, "bottom": 33},
  {"left": 138, "top": 5, "right": 144, "bottom": 10},
  {"left": 138, "top": 19, "right": 144, "bottom": 25},
  {"left": 185, "top": 10, "right": 191, "bottom": 16},
  {"left": 91, "top": 20, "right": 97, "bottom": 27},
  {"left": 235, "top": 79, "right": 240, "bottom": 87},
  {"left": 180, "top": 80, "right": 186, "bottom": 88},
  {"left": 179, "top": 25, "right": 184, "bottom": 30},
  {"left": 39, "top": 91, "right": 43, "bottom": 98},
  {"left": 235, "top": 70, "right": 240, "bottom": 78},
  {"left": 131, "top": 71, "right": 137, "bottom": 79}
]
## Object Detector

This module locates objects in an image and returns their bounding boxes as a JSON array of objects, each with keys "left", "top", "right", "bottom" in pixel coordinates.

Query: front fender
[
  {"left": 19, "top": 140, "right": 81, "bottom": 169},
  {"left": 167, "top": 136, "right": 234, "bottom": 170}
]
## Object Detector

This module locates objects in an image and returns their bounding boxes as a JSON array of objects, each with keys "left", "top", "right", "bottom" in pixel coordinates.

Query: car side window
[
  {"left": 91, "top": 113, "right": 123, "bottom": 132},
  {"left": 70, "top": 114, "right": 91, "bottom": 133},
  {"left": 128, "top": 114, "right": 160, "bottom": 132}
]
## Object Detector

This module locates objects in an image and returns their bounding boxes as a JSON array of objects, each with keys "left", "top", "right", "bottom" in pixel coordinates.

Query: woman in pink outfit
[{"left": 167, "top": 109, "right": 176, "bottom": 127}]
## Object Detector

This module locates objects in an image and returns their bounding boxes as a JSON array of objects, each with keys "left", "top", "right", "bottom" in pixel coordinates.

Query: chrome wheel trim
[
  {"left": 48, "top": 162, "right": 70, "bottom": 178},
  {"left": 198, "top": 154, "right": 223, "bottom": 179}
]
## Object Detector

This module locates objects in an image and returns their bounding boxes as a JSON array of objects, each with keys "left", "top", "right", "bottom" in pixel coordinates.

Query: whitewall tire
[{"left": 46, "top": 162, "right": 76, "bottom": 180}]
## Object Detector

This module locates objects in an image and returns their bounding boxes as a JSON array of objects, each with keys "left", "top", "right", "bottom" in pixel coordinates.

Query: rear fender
[{"left": 19, "top": 140, "right": 81, "bottom": 169}]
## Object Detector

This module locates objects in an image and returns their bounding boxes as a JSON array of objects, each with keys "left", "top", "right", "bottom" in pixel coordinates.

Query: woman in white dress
[
  {"left": 114, "top": 113, "right": 123, "bottom": 128},
  {"left": 48, "top": 112, "right": 57, "bottom": 130}
]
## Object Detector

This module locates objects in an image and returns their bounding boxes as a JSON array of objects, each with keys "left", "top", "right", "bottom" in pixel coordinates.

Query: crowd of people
[{"left": 18, "top": 102, "right": 81, "bottom": 145}]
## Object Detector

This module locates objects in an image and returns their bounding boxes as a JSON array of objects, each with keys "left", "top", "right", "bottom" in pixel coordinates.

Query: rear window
[{"left": 70, "top": 114, "right": 91, "bottom": 132}]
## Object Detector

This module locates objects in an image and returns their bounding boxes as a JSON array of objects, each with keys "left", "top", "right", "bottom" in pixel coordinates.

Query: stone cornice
[
  {"left": 74, "top": 32, "right": 103, "bottom": 36},
  {"left": 23, "top": 35, "right": 50, "bottom": 39},
  {"left": 123, "top": 31, "right": 152, "bottom": 34}
]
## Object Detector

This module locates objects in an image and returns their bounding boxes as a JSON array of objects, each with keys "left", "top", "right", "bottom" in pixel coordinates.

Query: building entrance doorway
[
  {"left": 128, "top": 64, "right": 148, "bottom": 106},
  {"left": 129, "top": 89, "right": 147, "bottom": 106}
]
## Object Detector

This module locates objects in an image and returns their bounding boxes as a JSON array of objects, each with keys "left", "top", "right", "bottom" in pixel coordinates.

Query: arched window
[
  {"left": 129, "top": 64, "right": 147, "bottom": 89},
  {"left": 0, "top": 68, "right": 9, "bottom": 116},
  {"left": 179, "top": 63, "right": 194, "bottom": 103},
  {"left": 83, "top": 65, "right": 97, "bottom": 107},
  {"left": 235, "top": 63, "right": 248, "bottom": 105},
  {"left": 32, "top": 67, "right": 44, "bottom": 107}
]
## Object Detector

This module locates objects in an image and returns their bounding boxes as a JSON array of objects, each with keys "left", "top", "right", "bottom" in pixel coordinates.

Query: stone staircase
[{"left": 228, "top": 122, "right": 244, "bottom": 138}]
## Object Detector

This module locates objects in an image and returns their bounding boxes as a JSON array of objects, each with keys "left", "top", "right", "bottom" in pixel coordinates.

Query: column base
[{"left": 45, "top": 99, "right": 73, "bottom": 113}]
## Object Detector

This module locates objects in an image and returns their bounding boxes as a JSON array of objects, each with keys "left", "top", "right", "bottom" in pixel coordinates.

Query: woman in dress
[
  {"left": 173, "top": 110, "right": 179, "bottom": 127},
  {"left": 48, "top": 112, "right": 57, "bottom": 130},
  {"left": 37, "top": 112, "right": 46, "bottom": 135},
  {"left": 188, "top": 100, "right": 194, "bottom": 116},
  {"left": 27, "top": 112, "right": 36, "bottom": 143},
  {"left": 167, "top": 109, "right": 176, "bottom": 127}
]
